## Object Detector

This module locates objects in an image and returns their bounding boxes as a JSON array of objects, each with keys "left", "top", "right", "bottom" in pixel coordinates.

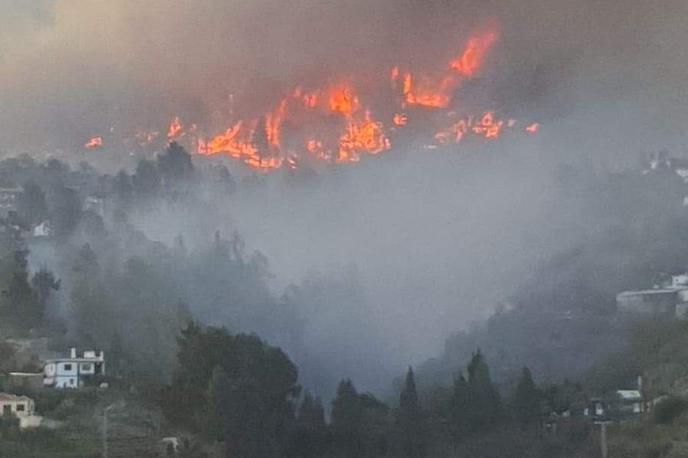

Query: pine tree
[
  {"left": 397, "top": 367, "right": 424, "bottom": 458},
  {"left": 205, "top": 365, "right": 228, "bottom": 441},
  {"left": 298, "top": 392, "right": 326, "bottom": 430},
  {"left": 450, "top": 373, "right": 470, "bottom": 442},
  {"left": 331, "top": 379, "right": 363, "bottom": 456},
  {"left": 510, "top": 367, "right": 541, "bottom": 427},
  {"left": 288, "top": 392, "right": 327, "bottom": 458},
  {"left": 464, "top": 350, "right": 503, "bottom": 433},
  {"left": 132, "top": 159, "right": 161, "bottom": 198},
  {"left": 30, "top": 267, "right": 60, "bottom": 324},
  {"left": 158, "top": 142, "right": 194, "bottom": 186}
]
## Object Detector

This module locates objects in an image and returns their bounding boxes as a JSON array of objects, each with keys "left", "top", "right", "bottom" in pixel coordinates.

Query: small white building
[
  {"left": 0, "top": 393, "right": 34, "bottom": 418},
  {"left": 616, "top": 390, "right": 643, "bottom": 414},
  {"left": 43, "top": 348, "right": 105, "bottom": 389},
  {"left": 32, "top": 221, "right": 52, "bottom": 238},
  {"left": 0, "top": 393, "right": 44, "bottom": 428}
]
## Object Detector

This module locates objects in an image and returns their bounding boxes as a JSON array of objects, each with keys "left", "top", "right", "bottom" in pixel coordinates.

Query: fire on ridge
[{"left": 86, "top": 24, "right": 540, "bottom": 171}]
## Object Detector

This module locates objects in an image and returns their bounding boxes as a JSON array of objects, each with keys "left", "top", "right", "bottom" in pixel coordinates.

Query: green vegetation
[
  {"left": 3, "top": 150, "right": 688, "bottom": 456},
  {"left": 653, "top": 396, "right": 688, "bottom": 425}
]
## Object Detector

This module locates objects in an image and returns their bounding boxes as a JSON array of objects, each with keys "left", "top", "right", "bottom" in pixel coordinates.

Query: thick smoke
[
  {"left": 2, "top": 0, "right": 688, "bottom": 154},
  {"left": 4, "top": 0, "right": 688, "bottom": 395}
]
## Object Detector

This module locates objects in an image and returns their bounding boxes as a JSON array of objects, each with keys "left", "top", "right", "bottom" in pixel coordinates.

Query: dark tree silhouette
[{"left": 396, "top": 367, "right": 425, "bottom": 458}]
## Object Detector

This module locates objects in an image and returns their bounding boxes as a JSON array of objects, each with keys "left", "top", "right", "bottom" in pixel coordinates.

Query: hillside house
[
  {"left": 32, "top": 220, "right": 52, "bottom": 238},
  {"left": 0, "top": 393, "right": 34, "bottom": 417},
  {"left": 617, "top": 275, "right": 688, "bottom": 318},
  {"left": 43, "top": 348, "right": 105, "bottom": 389},
  {"left": 583, "top": 398, "right": 606, "bottom": 420},
  {"left": 616, "top": 289, "right": 680, "bottom": 315},
  {"left": 615, "top": 390, "right": 644, "bottom": 415},
  {"left": 0, "top": 186, "right": 21, "bottom": 216},
  {"left": 0, "top": 393, "right": 44, "bottom": 428}
]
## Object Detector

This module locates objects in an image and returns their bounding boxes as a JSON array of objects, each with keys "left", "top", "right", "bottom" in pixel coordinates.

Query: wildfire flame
[
  {"left": 449, "top": 30, "right": 499, "bottom": 77},
  {"left": 84, "top": 136, "right": 103, "bottom": 149},
  {"left": 328, "top": 83, "right": 359, "bottom": 117},
  {"left": 85, "top": 23, "right": 539, "bottom": 171},
  {"left": 167, "top": 116, "right": 183, "bottom": 140}
]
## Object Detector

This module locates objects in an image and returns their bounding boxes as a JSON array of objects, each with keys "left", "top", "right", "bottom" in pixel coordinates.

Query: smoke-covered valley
[
  {"left": 7, "top": 2, "right": 688, "bottom": 457},
  {"left": 127, "top": 140, "right": 557, "bottom": 394}
]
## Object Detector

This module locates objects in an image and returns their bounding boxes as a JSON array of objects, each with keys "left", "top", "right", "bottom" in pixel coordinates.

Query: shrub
[{"left": 653, "top": 395, "right": 687, "bottom": 424}]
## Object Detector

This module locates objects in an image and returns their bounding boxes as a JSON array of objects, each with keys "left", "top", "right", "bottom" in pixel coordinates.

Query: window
[
  {"left": 16, "top": 404, "right": 25, "bottom": 412},
  {"left": 81, "top": 363, "right": 92, "bottom": 371},
  {"left": 69, "top": 378, "right": 75, "bottom": 386},
  {"left": 64, "top": 364, "right": 72, "bottom": 371}
]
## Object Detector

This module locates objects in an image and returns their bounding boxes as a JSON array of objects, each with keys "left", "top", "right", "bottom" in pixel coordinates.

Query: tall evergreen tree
[
  {"left": 158, "top": 142, "right": 194, "bottom": 186},
  {"left": 449, "top": 350, "right": 504, "bottom": 438},
  {"left": 331, "top": 379, "right": 364, "bottom": 457},
  {"left": 206, "top": 365, "right": 228, "bottom": 441},
  {"left": 287, "top": 392, "right": 327, "bottom": 458},
  {"left": 0, "top": 227, "right": 37, "bottom": 328},
  {"left": 450, "top": 373, "right": 470, "bottom": 441},
  {"left": 396, "top": 367, "right": 424, "bottom": 458},
  {"left": 465, "top": 349, "right": 503, "bottom": 433},
  {"left": 510, "top": 367, "right": 541, "bottom": 427},
  {"left": 30, "top": 267, "right": 60, "bottom": 324},
  {"left": 165, "top": 324, "right": 299, "bottom": 457},
  {"left": 132, "top": 159, "right": 161, "bottom": 198},
  {"left": 297, "top": 392, "right": 326, "bottom": 430}
]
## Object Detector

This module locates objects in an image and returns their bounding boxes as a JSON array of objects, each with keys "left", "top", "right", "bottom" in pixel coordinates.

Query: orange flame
[
  {"left": 400, "top": 73, "right": 456, "bottom": 109},
  {"left": 84, "top": 136, "right": 103, "bottom": 149},
  {"left": 472, "top": 112, "right": 503, "bottom": 139},
  {"left": 111, "top": 22, "right": 539, "bottom": 172},
  {"left": 328, "top": 83, "right": 359, "bottom": 117},
  {"left": 266, "top": 99, "right": 287, "bottom": 148},
  {"left": 338, "top": 111, "right": 390, "bottom": 162},
  {"left": 394, "top": 26, "right": 499, "bottom": 110},
  {"left": 167, "top": 116, "right": 183, "bottom": 139},
  {"left": 450, "top": 30, "right": 499, "bottom": 77},
  {"left": 393, "top": 113, "right": 408, "bottom": 126}
]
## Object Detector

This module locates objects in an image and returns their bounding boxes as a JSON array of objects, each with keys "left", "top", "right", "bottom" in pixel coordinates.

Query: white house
[
  {"left": 32, "top": 221, "right": 52, "bottom": 238},
  {"left": 617, "top": 274, "right": 688, "bottom": 318},
  {"left": 616, "top": 390, "right": 643, "bottom": 415},
  {"left": 0, "top": 393, "right": 34, "bottom": 418},
  {"left": 43, "top": 348, "right": 105, "bottom": 389},
  {"left": 0, "top": 393, "right": 44, "bottom": 428}
]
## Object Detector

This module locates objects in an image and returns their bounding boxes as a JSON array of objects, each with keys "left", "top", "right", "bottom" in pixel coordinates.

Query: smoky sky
[
  {"left": 2, "top": 0, "right": 688, "bottom": 156},
  {"left": 4, "top": 0, "right": 688, "bottom": 394}
]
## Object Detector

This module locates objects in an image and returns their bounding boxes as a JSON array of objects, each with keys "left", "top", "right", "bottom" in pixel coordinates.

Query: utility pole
[
  {"left": 600, "top": 422, "right": 607, "bottom": 458},
  {"left": 595, "top": 420, "right": 611, "bottom": 458},
  {"left": 102, "top": 407, "right": 108, "bottom": 458}
]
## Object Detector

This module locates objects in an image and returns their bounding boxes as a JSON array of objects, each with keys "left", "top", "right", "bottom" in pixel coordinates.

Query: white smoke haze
[
  {"left": 3, "top": 0, "right": 688, "bottom": 394},
  {"left": 129, "top": 141, "right": 561, "bottom": 393}
]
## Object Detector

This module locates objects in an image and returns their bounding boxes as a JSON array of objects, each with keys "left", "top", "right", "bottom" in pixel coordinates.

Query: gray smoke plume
[{"left": 4, "top": 0, "right": 688, "bottom": 395}]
